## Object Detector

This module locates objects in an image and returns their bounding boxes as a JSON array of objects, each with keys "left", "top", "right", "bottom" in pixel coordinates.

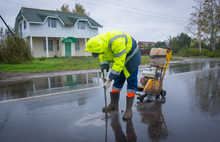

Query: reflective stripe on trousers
[{"left": 112, "top": 68, "right": 138, "bottom": 98}]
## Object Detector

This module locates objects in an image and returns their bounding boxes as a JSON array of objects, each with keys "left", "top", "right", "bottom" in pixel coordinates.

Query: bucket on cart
[{"left": 149, "top": 48, "right": 166, "bottom": 67}]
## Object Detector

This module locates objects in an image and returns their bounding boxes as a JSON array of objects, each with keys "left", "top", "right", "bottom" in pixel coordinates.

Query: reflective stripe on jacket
[{"left": 85, "top": 30, "right": 140, "bottom": 79}]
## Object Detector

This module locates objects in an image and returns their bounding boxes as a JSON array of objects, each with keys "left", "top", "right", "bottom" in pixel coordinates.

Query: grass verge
[{"left": 0, "top": 56, "right": 181, "bottom": 73}]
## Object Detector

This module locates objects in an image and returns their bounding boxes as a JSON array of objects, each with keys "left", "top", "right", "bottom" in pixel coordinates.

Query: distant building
[
  {"left": 14, "top": 7, "right": 102, "bottom": 58},
  {"left": 138, "top": 41, "right": 155, "bottom": 49}
]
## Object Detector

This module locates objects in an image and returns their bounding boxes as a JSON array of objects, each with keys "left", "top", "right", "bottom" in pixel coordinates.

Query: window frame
[
  {"left": 48, "top": 18, "right": 57, "bottom": 28},
  {"left": 57, "top": 40, "right": 59, "bottom": 51},
  {"left": 75, "top": 42, "right": 79, "bottom": 51},
  {"left": 24, "top": 20, "right": 26, "bottom": 30},
  {"left": 78, "top": 21, "right": 85, "bottom": 30},
  {"left": 44, "top": 40, "right": 53, "bottom": 51}
]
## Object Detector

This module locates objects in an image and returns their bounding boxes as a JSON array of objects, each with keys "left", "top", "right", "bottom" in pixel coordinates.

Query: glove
[
  {"left": 101, "top": 69, "right": 107, "bottom": 82},
  {"left": 103, "top": 80, "right": 111, "bottom": 89}
]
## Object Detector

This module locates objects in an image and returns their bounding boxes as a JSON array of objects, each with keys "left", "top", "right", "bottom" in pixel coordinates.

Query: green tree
[
  {"left": 191, "top": 38, "right": 209, "bottom": 49},
  {"left": 155, "top": 41, "right": 166, "bottom": 47},
  {"left": 170, "top": 33, "right": 192, "bottom": 50},
  {"left": 148, "top": 42, "right": 152, "bottom": 47}
]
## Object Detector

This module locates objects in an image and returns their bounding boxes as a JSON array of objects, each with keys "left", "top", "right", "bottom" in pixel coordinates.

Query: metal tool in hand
[{"left": 102, "top": 71, "right": 107, "bottom": 107}]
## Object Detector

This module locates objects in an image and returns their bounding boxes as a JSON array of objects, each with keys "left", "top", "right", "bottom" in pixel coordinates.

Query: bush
[
  {"left": 201, "top": 49, "right": 210, "bottom": 56},
  {"left": 208, "top": 50, "right": 220, "bottom": 57},
  {"left": 0, "top": 34, "right": 33, "bottom": 64},
  {"left": 39, "top": 56, "right": 46, "bottom": 61},
  {"left": 178, "top": 47, "right": 200, "bottom": 57}
]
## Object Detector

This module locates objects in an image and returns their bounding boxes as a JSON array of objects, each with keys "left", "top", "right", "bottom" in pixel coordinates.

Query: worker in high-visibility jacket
[{"left": 85, "top": 30, "right": 141, "bottom": 119}]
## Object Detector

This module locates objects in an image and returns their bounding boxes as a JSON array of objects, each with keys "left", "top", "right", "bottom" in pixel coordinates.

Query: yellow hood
[{"left": 85, "top": 33, "right": 109, "bottom": 53}]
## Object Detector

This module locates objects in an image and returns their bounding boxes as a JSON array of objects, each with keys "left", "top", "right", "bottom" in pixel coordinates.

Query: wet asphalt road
[{"left": 0, "top": 59, "right": 220, "bottom": 142}]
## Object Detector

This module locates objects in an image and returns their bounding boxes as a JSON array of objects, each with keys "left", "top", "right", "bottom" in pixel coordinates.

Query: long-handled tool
[
  {"left": 102, "top": 71, "right": 108, "bottom": 142},
  {"left": 104, "top": 88, "right": 107, "bottom": 107},
  {"left": 102, "top": 70, "right": 107, "bottom": 107}
]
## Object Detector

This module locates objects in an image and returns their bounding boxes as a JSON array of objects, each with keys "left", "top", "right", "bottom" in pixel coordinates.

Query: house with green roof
[{"left": 14, "top": 7, "right": 102, "bottom": 58}]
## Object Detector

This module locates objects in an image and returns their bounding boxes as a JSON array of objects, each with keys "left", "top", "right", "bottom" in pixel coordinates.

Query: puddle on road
[
  {"left": 139, "top": 60, "right": 220, "bottom": 75},
  {"left": 0, "top": 72, "right": 102, "bottom": 101},
  {"left": 0, "top": 60, "right": 219, "bottom": 101}
]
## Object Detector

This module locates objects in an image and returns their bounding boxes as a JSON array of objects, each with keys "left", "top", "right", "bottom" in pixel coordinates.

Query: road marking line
[{"left": 0, "top": 86, "right": 102, "bottom": 104}]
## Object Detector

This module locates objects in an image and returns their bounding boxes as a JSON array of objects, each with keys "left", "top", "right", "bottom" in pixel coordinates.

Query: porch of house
[{"left": 25, "top": 36, "right": 92, "bottom": 58}]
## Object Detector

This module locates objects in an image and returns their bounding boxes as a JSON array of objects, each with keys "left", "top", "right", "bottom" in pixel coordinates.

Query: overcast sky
[{"left": 0, "top": 0, "right": 197, "bottom": 42}]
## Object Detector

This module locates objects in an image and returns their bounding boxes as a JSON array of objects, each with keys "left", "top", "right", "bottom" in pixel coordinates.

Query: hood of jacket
[{"left": 85, "top": 33, "right": 109, "bottom": 54}]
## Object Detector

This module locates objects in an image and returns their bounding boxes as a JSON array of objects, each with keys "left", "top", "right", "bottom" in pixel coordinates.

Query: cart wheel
[
  {"left": 137, "top": 94, "right": 147, "bottom": 102},
  {"left": 156, "top": 95, "right": 160, "bottom": 100},
  {"left": 161, "top": 90, "right": 166, "bottom": 98}
]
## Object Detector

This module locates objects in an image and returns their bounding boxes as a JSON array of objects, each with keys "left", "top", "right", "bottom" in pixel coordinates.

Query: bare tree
[
  {"left": 202, "top": 0, "right": 220, "bottom": 51},
  {"left": 57, "top": 3, "right": 90, "bottom": 17},
  {"left": 72, "top": 3, "right": 90, "bottom": 16},
  {"left": 187, "top": 0, "right": 220, "bottom": 52},
  {"left": 186, "top": 0, "right": 204, "bottom": 55},
  {"left": 56, "top": 3, "right": 71, "bottom": 13}
]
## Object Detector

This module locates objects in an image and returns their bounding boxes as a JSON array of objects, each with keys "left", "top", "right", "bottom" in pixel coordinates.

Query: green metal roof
[{"left": 14, "top": 7, "right": 102, "bottom": 32}]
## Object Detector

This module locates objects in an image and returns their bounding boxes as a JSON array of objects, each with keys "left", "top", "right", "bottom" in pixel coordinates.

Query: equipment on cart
[{"left": 137, "top": 46, "right": 172, "bottom": 102}]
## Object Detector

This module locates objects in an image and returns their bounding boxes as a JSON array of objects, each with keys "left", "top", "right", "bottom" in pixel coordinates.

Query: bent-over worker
[{"left": 85, "top": 30, "right": 141, "bottom": 119}]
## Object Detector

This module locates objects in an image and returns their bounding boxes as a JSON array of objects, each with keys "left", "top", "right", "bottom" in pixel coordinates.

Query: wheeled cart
[{"left": 137, "top": 46, "right": 172, "bottom": 102}]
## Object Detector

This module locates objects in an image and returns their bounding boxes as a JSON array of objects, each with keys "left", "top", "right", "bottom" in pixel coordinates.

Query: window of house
[
  {"left": 44, "top": 40, "right": 53, "bottom": 51},
  {"left": 57, "top": 40, "right": 59, "bottom": 51},
  {"left": 48, "top": 18, "right": 56, "bottom": 28},
  {"left": 19, "top": 23, "right": 22, "bottom": 37},
  {"left": 78, "top": 21, "right": 85, "bottom": 30},
  {"left": 24, "top": 20, "right": 26, "bottom": 30},
  {"left": 75, "top": 42, "right": 79, "bottom": 51}
]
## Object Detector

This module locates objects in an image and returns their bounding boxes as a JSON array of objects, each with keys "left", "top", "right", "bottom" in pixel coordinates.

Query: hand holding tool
[
  {"left": 101, "top": 69, "right": 107, "bottom": 82},
  {"left": 103, "top": 80, "right": 111, "bottom": 90}
]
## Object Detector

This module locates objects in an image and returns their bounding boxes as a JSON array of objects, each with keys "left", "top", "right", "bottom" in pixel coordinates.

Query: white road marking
[{"left": 0, "top": 86, "right": 102, "bottom": 104}]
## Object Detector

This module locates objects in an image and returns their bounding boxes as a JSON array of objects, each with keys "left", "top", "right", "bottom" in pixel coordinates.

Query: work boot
[
  {"left": 102, "top": 92, "right": 120, "bottom": 112},
  {"left": 123, "top": 97, "right": 134, "bottom": 119}
]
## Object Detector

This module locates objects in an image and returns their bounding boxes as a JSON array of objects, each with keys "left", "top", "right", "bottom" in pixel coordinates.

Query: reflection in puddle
[
  {"left": 136, "top": 99, "right": 168, "bottom": 141},
  {"left": 109, "top": 111, "right": 137, "bottom": 142},
  {"left": 139, "top": 61, "right": 220, "bottom": 76},
  {"left": 188, "top": 69, "right": 220, "bottom": 116},
  {"left": 0, "top": 72, "right": 102, "bottom": 101}
]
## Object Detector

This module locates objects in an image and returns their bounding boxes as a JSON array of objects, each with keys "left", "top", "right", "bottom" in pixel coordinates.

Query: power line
[
  {"left": 74, "top": 0, "right": 188, "bottom": 22},
  {"left": 101, "top": 24, "right": 185, "bottom": 31},
  {"left": 1, "top": 0, "right": 30, "bottom": 7},
  {"left": 96, "top": 0, "right": 188, "bottom": 20}
]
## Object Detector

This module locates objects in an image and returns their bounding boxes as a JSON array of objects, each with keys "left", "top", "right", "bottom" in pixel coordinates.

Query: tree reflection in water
[{"left": 188, "top": 69, "right": 220, "bottom": 116}]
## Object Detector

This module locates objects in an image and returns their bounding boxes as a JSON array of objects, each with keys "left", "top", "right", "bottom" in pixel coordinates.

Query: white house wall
[
  {"left": 18, "top": 19, "right": 30, "bottom": 38},
  {"left": 29, "top": 18, "right": 98, "bottom": 38},
  {"left": 75, "top": 38, "right": 90, "bottom": 56},
  {"left": 31, "top": 37, "right": 61, "bottom": 58}
]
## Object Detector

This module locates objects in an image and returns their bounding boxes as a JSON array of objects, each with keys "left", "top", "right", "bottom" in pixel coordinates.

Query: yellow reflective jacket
[{"left": 85, "top": 30, "right": 137, "bottom": 79}]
